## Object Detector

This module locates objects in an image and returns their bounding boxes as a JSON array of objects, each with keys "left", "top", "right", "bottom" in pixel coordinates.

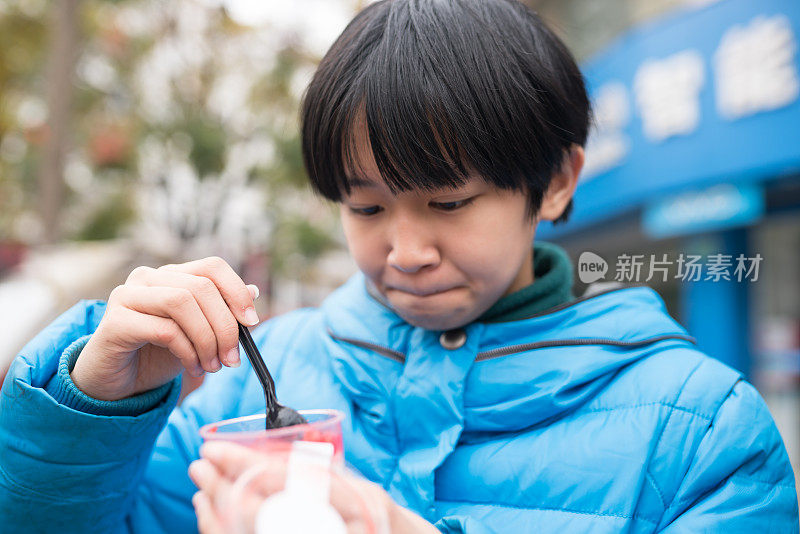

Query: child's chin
[{"left": 396, "top": 309, "right": 471, "bottom": 332}]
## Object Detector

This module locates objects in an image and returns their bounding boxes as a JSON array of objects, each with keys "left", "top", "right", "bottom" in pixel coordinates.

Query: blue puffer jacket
[{"left": 1, "top": 273, "right": 797, "bottom": 533}]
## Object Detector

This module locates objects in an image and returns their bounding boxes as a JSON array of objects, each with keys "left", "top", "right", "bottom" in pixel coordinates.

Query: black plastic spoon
[{"left": 237, "top": 322, "right": 307, "bottom": 429}]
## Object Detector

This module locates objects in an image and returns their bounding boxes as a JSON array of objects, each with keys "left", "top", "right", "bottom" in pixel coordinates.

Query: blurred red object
[
  {"left": 99, "top": 25, "right": 128, "bottom": 58},
  {"left": 89, "top": 124, "right": 131, "bottom": 167},
  {"left": 24, "top": 124, "right": 50, "bottom": 147},
  {"left": 0, "top": 241, "right": 27, "bottom": 278}
]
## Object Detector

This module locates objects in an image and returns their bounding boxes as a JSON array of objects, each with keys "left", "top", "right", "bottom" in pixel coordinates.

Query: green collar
[{"left": 478, "top": 241, "right": 574, "bottom": 323}]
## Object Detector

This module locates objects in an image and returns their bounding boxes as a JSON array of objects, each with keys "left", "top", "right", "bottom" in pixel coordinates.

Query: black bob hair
[{"left": 300, "top": 0, "right": 591, "bottom": 224}]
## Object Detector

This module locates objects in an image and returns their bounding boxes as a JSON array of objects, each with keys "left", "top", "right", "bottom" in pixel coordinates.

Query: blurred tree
[
  {"left": 122, "top": 1, "right": 342, "bottom": 281},
  {"left": 0, "top": 3, "right": 48, "bottom": 242},
  {"left": 39, "top": 0, "right": 81, "bottom": 244},
  {"left": 1, "top": 0, "right": 345, "bottom": 289},
  {"left": 76, "top": 188, "right": 135, "bottom": 241},
  {"left": 182, "top": 114, "right": 226, "bottom": 179}
]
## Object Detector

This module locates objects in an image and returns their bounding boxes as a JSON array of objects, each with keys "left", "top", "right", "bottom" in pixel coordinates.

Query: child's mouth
[{"left": 388, "top": 286, "right": 457, "bottom": 297}]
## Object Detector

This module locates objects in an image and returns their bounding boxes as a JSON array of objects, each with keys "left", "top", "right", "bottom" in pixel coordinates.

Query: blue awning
[{"left": 539, "top": 0, "right": 800, "bottom": 239}]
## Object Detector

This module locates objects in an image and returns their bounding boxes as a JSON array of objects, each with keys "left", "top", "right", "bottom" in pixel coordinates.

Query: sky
[{"left": 204, "top": 0, "right": 375, "bottom": 56}]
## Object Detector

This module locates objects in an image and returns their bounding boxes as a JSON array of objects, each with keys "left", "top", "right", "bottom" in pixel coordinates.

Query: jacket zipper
[
  {"left": 473, "top": 334, "right": 697, "bottom": 361},
  {"left": 328, "top": 328, "right": 696, "bottom": 365}
]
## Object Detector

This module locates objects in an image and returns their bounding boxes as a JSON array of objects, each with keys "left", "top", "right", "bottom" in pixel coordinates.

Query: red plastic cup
[
  {"left": 199, "top": 409, "right": 373, "bottom": 533},
  {"left": 199, "top": 409, "right": 345, "bottom": 464}
]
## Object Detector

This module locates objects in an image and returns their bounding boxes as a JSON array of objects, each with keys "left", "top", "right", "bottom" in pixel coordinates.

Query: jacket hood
[{"left": 321, "top": 272, "right": 696, "bottom": 432}]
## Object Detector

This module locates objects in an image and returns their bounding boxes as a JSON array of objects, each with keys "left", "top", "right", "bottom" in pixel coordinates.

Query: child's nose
[{"left": 387, "top": 222, "right": 440, "bottom": 274}]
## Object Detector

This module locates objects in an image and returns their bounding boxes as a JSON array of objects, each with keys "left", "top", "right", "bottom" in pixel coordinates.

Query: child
[{"left": 1, "top": 0, "right": 797, "bottom": 532}]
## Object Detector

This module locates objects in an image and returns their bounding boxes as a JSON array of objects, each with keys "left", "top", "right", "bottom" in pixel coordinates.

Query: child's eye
[
  {"left": 430, "top": 198, "right": 474, "bottom": 211},
  {"left": 349, "top": 205, "right": 383, "bottom": 216}
]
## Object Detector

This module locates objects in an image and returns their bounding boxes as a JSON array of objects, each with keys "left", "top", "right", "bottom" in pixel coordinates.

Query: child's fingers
[
  {"left": 189, "top": 459, "right": 219, "bottom": 492},
  {"left": 192, "top": 491, "right": 225, "bottom": 534},
  {"left": 104, "top": 306, "right": 204, "bottom": 377},
  {"left": 159, "top": 257, "right": 260, "bottom": 327},
  {"left": 200, "top": 442, "right": 281, "bottom": 484},
  {"left": 125, "top": 267, "right": 245, "bottom": 368},
  {"left": 330, "top": 469, "right": 392, "bottom": 531},
  {"left": 189, "top": 459, "right": 234, "bottom": 509},
  {"left": 190, "top": 459, "right": 246, "bottom": 529},
  {"left": 110, "top": 285, "right": 220, "bottom": 373}
]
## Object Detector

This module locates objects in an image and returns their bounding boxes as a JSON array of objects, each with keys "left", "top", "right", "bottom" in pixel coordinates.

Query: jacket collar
[
  {"left": 323, "top": 271, "right": 693, "bottom": 361},
  {"left": 320, "top": 272, "right": 696, "bottom": 515},
  {"left": 322, "top": 272, "right": 695, "bottom": 430},
  {"left": 322, "top": 272, "right": 696, "bottom": 425}
]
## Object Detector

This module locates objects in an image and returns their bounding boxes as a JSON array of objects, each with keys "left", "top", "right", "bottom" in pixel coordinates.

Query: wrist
[
  {"left": 70, "top": 345, "right": 119, "bottom": 401},
  {"left": 70, "top": 336, "right": 136, "bottom": 401},
  {"left": 48, "top": 335, "right": 177, "bottom": 416}
]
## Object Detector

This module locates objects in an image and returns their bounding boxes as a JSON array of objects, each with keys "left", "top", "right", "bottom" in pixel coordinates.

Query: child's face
[{"left": 339, "top": 148, "right": 539, "bottom": 331}]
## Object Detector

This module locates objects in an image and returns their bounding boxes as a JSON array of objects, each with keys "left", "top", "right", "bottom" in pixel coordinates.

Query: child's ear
[{"left": 537, "top": 145, "right": 584, "bottom": 222}]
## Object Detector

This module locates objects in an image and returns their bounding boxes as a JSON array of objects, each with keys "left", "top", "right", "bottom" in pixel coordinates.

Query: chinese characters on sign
[
  {"left": 582, "top": 13, "right": 800, "bottom": 180},
  {"left": 715, "top": 15, "right": 800, "bottom": 119},
  {"left": 581, "top": 82, "right": 630, "bottom": 180},
  {"left": 634, "top": 50, "right": 705, "bottom": 142}
]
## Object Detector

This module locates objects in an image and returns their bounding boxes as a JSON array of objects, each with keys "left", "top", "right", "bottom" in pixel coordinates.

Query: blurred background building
[
  {"left": 1, "top": 0, "right": 799, "bottom": 497},
  {"left": 533, "top": 0, "right": 800, "bottom": 493}
]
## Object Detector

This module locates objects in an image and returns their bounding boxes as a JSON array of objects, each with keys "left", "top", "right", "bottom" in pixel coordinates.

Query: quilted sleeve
[
  {"left": 0, "top": 300, "right": 182, "bottom": 534},
  {"left": 658, "top": 379, "right": 799, "bottom": 533}
]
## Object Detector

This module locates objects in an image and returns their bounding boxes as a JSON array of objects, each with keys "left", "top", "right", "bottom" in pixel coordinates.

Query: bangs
[
  {"left": 301, "top": 0, "right": 590, "bottom": 216},
  {"left": 340, "top": 100, "right": 474, "bottom": 195}
]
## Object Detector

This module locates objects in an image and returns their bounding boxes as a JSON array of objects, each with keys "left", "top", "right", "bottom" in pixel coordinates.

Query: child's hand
[
  {"left": 71, "top": 257, "right": 259, "bottom": 401},
  {"left": 189, "top": 442, "right": 440, "bottom": 534}
]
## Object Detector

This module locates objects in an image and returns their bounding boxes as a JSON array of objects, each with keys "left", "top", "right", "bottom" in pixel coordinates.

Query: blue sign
[
  {"left": 540, "top": 0, "right": 800, "bottom": 239},
  {"left": 642, "top": 182, "right": 764, "bottom": 238}
]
